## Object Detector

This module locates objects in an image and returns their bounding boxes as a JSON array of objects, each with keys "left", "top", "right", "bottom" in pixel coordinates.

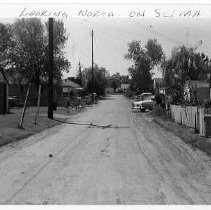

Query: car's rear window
[
  {"left": 144, "top": 96, "right": 155, "bottom": 100},
  {"left": 140, "top": 94, "right": 152, "bottom": 100}
]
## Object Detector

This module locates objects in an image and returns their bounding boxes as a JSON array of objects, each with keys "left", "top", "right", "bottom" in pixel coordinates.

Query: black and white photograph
[{"left": 0, "top": 0, "right": 211, "bottom": 206}]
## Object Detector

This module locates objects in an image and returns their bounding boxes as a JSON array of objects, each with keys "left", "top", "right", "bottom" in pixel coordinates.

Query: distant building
[
  {"left": 184, "top": 79, "right": 210, "bottom": 103},
  {"left": 61, "top": 79, "right": 82, "bottom": 96},
  {"left": 121, "top": 83, "right": 130, "bottom": 91}
]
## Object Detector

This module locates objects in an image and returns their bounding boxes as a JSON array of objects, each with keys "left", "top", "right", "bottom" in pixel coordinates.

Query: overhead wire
[
  {"left": 83, "top": 19, "right": 129, "bottom": 68},
  {"left": 131, "top": 19, "right": 184, "bottom": 46},
  {"left": 92, "top": 31, "right": 121, "bottom": 72},
  {"left": 83, "top": 18, "right": 186, "bottom": 56}
]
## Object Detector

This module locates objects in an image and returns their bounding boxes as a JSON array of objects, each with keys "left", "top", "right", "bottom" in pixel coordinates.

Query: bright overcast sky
[
  {"left": 63, "top": 18, "right": 211, "bottom": 78},
  {"left": 1, "top": 17, "right": 211, "bottom": 78}
]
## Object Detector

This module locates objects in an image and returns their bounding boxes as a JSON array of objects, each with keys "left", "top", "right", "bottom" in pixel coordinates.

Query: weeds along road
[{"left": 0, "top": 95, "right": 211, "bottom": 204}]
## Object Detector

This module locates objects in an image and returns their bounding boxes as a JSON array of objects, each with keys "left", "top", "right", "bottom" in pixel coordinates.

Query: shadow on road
[
  {"left": 99, "top": 95, "right": 117, "bottom": 100},
  {"left": 53, "top": 118, "right": 130, "bottom": 129}
]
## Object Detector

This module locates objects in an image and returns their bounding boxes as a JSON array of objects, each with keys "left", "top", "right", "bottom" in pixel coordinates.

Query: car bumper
[{"left": 132, "top": 103, "right": 141, "bottom": 109}]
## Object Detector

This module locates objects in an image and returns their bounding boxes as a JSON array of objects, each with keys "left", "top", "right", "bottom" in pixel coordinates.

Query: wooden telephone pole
[{"left": 48, "top": 18, "right": 54, "bottom": 119}]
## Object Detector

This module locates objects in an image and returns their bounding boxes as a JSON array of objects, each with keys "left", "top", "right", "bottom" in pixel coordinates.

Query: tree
[
  {"left": 110, "top": 72, "right": 121, "bottom": 92},
  {"left": 145, "top": 39, "right": 164, "bottom": 67},
  {"left": 66, "top": 76, "right": 78, "bottom": 83},
  {"left": 11, "top": 18, "right": 70, "bottom": 88},
  {"left": 111, "top": 79, "right": 118, "bottom": 92},
  {"left": 82, "top": 64, "right": 109, "bottom": 95},
  {"left": 162, "top": 45, "right": 210, "bottom": 104},
  {"left": 0, "top": 23, "right": 14, "bottom": 84},
  {"left": 125, "top": 39, "right": 164, "bottom": 92},
  {"left": 121, "top": 75, "right": 129, "bottom": 83},
  {"left": 12, "top": 19, "right": 46, "bottom": 86}
]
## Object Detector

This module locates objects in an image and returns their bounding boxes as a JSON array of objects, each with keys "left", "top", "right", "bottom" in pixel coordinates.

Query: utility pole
[
  {"left": 78, "top": 61, "right": 82, "bottom": 86},
  {"left": 91, "top": 30, "right": 94, "bottom": 99},
  {"left": 48, "top": 18, "right": 54, "bottom": 119},
  {"left": 72, "top": 44, "right": 75, "bottom": 75},
  {"left": 209, "top": 60, "right": 211, "bottom": 100}
]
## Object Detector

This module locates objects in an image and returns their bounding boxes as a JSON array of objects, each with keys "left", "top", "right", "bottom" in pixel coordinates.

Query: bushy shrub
[
  {"left": 116, "top": 88, "right": 124, "bottom": 93},
  {"left": 125, "top": 89, "right": 134, "bottom": 97},
  {"left": 151, "top": 104, "right": 166, "bottom": 116},
  {"left": 155, "top": 93, "right": 165, "bottom": 104}
]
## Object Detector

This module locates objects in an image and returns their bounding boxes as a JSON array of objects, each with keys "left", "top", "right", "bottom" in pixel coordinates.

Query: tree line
[
  {"left": 0, "top": 18, "right": 128, "bottom": 97},
  {"left": 67, "top": 64, "right": 129, "bottom": 96},
  {"left": 0, "top": 19, "right": 70, "bottom": 89},
  {"left": 125, "top": 38, "right": 211, "bottom": 105}
]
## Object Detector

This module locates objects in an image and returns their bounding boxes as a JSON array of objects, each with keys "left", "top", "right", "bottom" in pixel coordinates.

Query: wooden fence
[{"left": 170, "top": 105, "right": 205, "bottom": 136}]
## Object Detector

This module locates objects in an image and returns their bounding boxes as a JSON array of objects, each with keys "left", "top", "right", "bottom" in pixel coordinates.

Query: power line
[
  {"left": 84, "top": 18, "right": 184, "bottom": 52},
  {"left": 82, "top": 19, "right": 128, "bottom": 64},
  {"left": 133, "top": 20, "right": 183, "bottom": 45},
  {"left": 85, "top": 19, "right": 149, "bottom": 42},
  {"left": 95, "top": 36, "right": 126, "bottom": 72}
]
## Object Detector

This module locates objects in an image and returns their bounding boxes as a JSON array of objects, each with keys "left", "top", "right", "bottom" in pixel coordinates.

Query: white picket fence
[{"left": 170, "top": 105, "right": 205, "bottom": 136}]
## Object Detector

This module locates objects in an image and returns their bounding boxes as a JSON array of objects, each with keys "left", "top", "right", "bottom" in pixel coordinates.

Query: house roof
[{"left": 62, "top": 79, "right": 81, "bottom": 88}]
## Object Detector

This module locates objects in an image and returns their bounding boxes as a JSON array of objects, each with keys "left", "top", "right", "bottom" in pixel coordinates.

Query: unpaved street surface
[{"left": 0, "top": 95, "right": 211, "bottom": 204}]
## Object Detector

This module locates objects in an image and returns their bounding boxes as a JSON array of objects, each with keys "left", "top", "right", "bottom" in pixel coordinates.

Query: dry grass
[
  {"left": 153, "top": 116, "right": 211, "bottom": 156},
  {"left": 150, "top": 104, "right": 166, "bottom": 117},
  {"left": 0, "top": 106, "right": 81, "bottom": 147}
]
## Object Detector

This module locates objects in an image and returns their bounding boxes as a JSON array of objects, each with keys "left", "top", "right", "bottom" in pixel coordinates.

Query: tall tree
[
  {"left": 125, "top": 39, "right": 164, "bottom": 92},
  {"left": 82, "top": 64, "right": 109, "bottom": 95},
  {"left": 162, "top": 45, "right": 210, "bottom": 104},
  {"left": 11, "top": 18, "right": 70, "bottom": 87},
  {"left": 0, "top": 23, "right": 14, "bottom": 84},
  {"left": 121, "top": 75, "right": 129, "bottom": 83},
  {"left": 145, "top": 39, "right": 164, "bottom": 67},
  {"left": 12, "top": 19, "right": 46, "bottom": 85},
  {"left": 110, "top": 72, "right": 121, "bottom": 92}
]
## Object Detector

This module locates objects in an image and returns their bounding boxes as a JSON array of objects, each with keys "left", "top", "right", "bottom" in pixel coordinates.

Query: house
[
  {"left": 121, "top": 83, "right": 130, "bottom": 91},
  {"left": 61, "top": 79, "right": 82, "bottom": 97},
  {"left": 153, "top": 78, "right": 165, "bottom": 94},
  {"left": 184, "top": 79, "right": 210, "bottom": 103}
]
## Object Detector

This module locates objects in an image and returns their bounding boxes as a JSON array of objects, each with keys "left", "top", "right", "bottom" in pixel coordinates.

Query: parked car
[
  {"left": 132, "top": 95, "right": 155, "bottom": 111},
  {"left": 134, "top": 92, "right": 152, "bottom": 101},
  {"left": 139, "top": 95, "right": 156, "bottom": 112},
  {"left": 132, "top": 92, "right": 153, "bottom": 109},
  {"left": 8, "top": 96, "right": 23, "bottom": 107}
]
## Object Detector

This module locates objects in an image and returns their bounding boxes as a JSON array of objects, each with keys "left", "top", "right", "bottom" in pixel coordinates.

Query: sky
[
  {"left": 62, "top": 18, "right": 211, "bottom": 78},
  {"left": 1, "top": 17, "right": 211, "bottom": 78}
]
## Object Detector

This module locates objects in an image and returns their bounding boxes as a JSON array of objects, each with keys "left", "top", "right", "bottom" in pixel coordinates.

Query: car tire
[{"left": 140, "top": 108, "right": 145, "bottom": 112}]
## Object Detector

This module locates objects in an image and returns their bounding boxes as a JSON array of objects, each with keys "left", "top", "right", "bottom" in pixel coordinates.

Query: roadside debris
[{"left": 53, "top": 118, "right": 129, "bottom": 129}]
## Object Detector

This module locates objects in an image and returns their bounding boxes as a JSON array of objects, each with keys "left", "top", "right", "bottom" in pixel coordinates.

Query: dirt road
[{"left": 0, "top": 95, "right": 211, "bottom": 204}]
